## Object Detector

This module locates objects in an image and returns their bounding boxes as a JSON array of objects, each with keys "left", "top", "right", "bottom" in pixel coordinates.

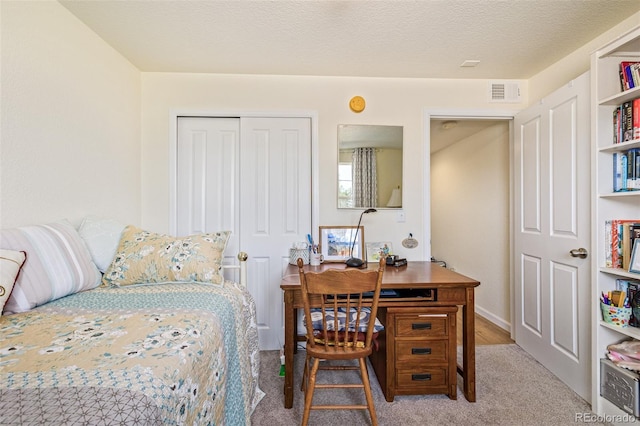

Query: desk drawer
[
  {"left": 396, "top": 367, "right": 448, "bottom": 390},
  {"left": 395, "top": 314, "right": 448, "bottom": 337},
  {"left": 396, "top": 340, "right": 448, "bottom": 365}
]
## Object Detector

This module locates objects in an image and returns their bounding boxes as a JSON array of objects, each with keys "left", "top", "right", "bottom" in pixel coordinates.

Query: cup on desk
[{"left": 310, "top": 252, "right": 324, "bottom": 266}]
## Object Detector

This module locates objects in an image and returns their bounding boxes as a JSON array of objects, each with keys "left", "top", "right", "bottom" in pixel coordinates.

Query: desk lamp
[{"left": 346, "top": 208, "right": 376, "bottom": 268}]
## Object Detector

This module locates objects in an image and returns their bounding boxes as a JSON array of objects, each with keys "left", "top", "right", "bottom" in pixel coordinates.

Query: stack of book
[
  {"left": 612, "top": 98, "right": 640, "bottom": 145},
  {"left": 613, "top": 149, "right": 640, "bottom": 191},
  {"left": 605, "top": 220, "right": 640, "bottom": 270},
  {"left": 620, "top": 61, "right": 640, "bottom": 91}
]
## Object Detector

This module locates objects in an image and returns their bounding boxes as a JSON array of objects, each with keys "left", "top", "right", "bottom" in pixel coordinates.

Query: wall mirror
[{"left": 337, "top": 124, "right": 403, "bottom": 209}]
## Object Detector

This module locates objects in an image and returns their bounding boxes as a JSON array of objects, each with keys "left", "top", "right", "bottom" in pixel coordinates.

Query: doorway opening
[{"left": 427, "top": 114, "right": 513, "bottom": 335}]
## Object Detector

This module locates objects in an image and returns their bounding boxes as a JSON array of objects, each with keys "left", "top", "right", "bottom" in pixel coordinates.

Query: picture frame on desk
[
  {"left": 319, "top": 225, "right": 364, "bottom": 263},
  {"left": 366, "top": 241, "right": 393, "bottom": 262},
  {"left": 630, "top": 238, "right": 640, "bottom": 274}
]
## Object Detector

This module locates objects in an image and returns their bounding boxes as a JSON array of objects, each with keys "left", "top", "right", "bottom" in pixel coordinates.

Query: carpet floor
[{"left": 250, "top": 344, "right": 606, "bottom": 426}]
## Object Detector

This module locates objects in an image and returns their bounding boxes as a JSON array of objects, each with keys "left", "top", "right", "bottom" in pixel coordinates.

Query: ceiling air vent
[{"left": 489, "top": 81, "right": 521, "bottom": 103}]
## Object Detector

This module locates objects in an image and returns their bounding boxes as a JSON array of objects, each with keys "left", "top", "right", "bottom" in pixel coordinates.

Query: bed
[{"left": 0, "top": 219, "right": 264, "bottom": 425}]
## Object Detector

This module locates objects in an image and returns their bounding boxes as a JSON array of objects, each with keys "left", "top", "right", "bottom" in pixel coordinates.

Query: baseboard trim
[{"left": 475, "top": 305, "right": 511, "bottom": 332}]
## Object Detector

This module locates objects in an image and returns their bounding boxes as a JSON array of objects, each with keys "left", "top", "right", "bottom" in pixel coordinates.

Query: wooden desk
[{"left": 280, "top": 261, "right": 480, "bottom": 408}]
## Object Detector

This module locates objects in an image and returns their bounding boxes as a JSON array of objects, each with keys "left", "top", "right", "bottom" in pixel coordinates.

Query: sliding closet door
[
  {"left": 176, "top": 117, "right": 241, "bottom": 261},
  {"left": 176, "top": 116, "right": 312, "bottom": 350}
]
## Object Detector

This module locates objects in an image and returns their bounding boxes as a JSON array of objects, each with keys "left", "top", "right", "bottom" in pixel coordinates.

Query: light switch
[{"left": 396, "top": 211, "right": 406, "bottom": 223}]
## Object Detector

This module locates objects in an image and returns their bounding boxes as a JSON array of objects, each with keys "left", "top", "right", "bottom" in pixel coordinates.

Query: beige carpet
[{"left": 250, "top": 344, "right": 606, "bottom": 426}]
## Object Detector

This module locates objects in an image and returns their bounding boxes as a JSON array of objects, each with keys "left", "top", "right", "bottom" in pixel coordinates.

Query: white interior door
[
  {"left": 513, "top": 71, "right": 591, "bottom": 401},
  {"left": 240, "top": 117, "right": 312, "bottom": 350},
  {"left": 176, "top": 116, "right": 312, "bottom": 350}
]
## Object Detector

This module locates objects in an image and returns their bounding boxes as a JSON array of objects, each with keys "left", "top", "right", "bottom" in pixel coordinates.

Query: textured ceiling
[
  {"left": 60, "top": 0, "right": 640, "bottom": 79},
  {"left": 57, "top": 1, "right": 640, "bottom": 152}
]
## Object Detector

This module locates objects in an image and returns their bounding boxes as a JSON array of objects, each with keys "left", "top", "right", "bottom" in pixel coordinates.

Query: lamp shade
[{"left": 386, "top": 188, "right": 401, "bottom": 207}]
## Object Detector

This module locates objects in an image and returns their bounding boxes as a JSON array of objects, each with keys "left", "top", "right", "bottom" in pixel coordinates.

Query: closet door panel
[{"left": 176, "top": 117, "right": 240, "bottom": 265}]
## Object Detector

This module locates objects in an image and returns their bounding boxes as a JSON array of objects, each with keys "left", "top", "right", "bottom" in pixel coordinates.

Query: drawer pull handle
[
  {"left": 411, "top": 347, "right": 432, "bottom": 355},
  {"left": 412, "top": 374, "right": 432, "bottom": 381},
  {"left": 412, "top": 322, "right": 431, "bottom": 330}
]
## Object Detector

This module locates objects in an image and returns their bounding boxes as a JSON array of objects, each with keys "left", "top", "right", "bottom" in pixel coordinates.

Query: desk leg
[
  {"left": 461, "top": 288, "right": 476, "bottom": 402},
  {"left": 283, "top": 290, "right": 295, "bottom": 409}
]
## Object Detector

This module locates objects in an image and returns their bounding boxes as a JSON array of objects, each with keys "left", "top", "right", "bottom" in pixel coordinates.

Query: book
[
  {"left": 623, "top": 223, "right": 640, "bottom": 270},
  {"left": 610, "top": 220, "right": 640, "bottom": 269},
  {"left": 605, "top": 220, "right": 613, "bottom": 268},
  {"left": 636, "top": 149, "right": 640, "bottom": 191},
  {"left": 628, "top": 148, "right": 640, "bottom": 190},
  {"left": 613, "top": 221, "right": 623, "bottom": 268},
  {"left": 613, "top": 152, "right": 628, "bottom": 192},
  {"left": 634, "top": 98, "right": 640, "bottom": 141},
  {"left": 614, "top": 106, "right": 621, "bottom": 144},
  {"left": 620, "top": 62, "right": 640, "bottom": 91},
  {"left": 623, "top": 101, "right": 634, "bottom": 142},
  {"left": 633, "top": 64, "right": 640, "bottom": 89}
]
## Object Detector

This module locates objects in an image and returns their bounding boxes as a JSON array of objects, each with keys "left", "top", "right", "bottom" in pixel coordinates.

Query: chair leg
[
  {"left": 301, "top": 357, "right": 320, "bottom": 426},
  {"left": 358, "top": 358, "right": 378, "bottom": 426},
  {"left": 300, "top": 353, "right": 310, "bottom": 392}
]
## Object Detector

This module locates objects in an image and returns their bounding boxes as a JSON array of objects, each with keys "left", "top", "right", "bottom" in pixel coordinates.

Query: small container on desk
[
  {"left": 601, "top": 301, "right": 632, "bottom": 327},
  {"left": 289, "top": 248, "right": 309, "bottom": 265}
]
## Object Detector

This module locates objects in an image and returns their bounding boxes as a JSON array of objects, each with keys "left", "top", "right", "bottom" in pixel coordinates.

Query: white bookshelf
[{"left": 592, "top": 25, "right": 640, "bottom": 422}]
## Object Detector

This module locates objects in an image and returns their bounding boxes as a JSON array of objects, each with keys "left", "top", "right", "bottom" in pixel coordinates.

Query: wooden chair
[{"left": 296, "top": 258, "right": 385, "bottom": 426}]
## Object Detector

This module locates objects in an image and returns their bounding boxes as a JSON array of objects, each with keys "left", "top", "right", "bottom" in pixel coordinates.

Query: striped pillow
[{"left": 0, "top": 221, "right": 101, "bottom": 314}]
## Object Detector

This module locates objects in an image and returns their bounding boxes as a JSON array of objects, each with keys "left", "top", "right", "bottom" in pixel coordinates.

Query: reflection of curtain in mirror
[{"left": 353, "top": 148, "right": 377, "bottom": 207}]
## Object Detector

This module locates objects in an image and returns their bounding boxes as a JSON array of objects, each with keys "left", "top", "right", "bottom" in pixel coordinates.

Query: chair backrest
[{"left": 296, "top": 258, "right": 385, "bottom": 352}]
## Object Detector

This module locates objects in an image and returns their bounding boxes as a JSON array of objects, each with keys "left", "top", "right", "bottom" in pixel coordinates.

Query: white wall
[
  {"left": 431, "top": 123, "right": 510, "bottom": 328},
  {"left": 529, "top": 11, "right": 640, "bottom": 103},
  {"left": 140, "top": 73, "right": 527, "bottom": 260},
  {"left": 0, "top": 1, "right": 141, "bottom": 229},
  {"left": 2, "top": 1, "right": 637, "bottom": 330}
]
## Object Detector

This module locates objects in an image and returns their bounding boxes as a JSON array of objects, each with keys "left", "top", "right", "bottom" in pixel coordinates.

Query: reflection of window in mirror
[
  {"left": 337, "top": 125, "right": 403, "bottom": 209},
  {"left": 338, "top": 163, "right": 353, "bottom": 208}
]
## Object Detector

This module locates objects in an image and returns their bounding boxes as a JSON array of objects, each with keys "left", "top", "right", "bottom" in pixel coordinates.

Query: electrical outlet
[{"left": 396, "top": 211, "right": 406, "bottom": 223}]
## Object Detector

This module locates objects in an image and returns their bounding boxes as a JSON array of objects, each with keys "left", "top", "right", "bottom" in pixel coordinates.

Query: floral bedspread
[{"left": 0, "top": 281, "right": 264, "bottom": 425}]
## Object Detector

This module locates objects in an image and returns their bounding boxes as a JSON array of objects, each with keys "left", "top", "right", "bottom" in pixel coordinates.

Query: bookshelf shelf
[
  {"left": 598, "top": 190, "right": 640, "bottom": 198},
  {"left": 600, "top": 267, "right": 640, "bottom": 280},
  {"left": 598, "top": 139, "right": 640, "bottom": 153},
  {"left": 600, "top": 320, "right": 640, "bottom": 340},
  {"left": 599, "top": 86, "right": 640, "bottom": 106},
  {"left": 592, "top": 24, "right": 640, "bottom": 420}
]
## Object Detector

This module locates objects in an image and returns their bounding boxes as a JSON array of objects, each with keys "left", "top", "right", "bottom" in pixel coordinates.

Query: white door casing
[
  {"left": 176, "top": 116, "right": 312, "bottom": 350},
  {"left": 513, "top": 72, "right": 591, "bottom": 401}
]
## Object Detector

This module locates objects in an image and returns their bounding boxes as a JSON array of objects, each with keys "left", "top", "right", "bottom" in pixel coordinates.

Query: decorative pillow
[
  {"left": 0, "top": 249, "right": 26, "bottom": 315},
  {"left": 102, "top": 225, "right": 231, "bottom": 287},
  {"left": 0, "top": 221, "right": 102, "bottom": 314},
  {"left": 78, "top": 216, "right": 126, "bottom": 272}
]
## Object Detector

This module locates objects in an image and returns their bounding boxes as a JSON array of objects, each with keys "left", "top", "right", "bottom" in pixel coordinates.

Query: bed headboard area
[
  {"left": 0, "top": 219, "right": 263, "bottom": 425},
  {"left": 1, "top": 216, "right": 248, "bottom": 315},
  {"left": 223, "top": 251, "right": 249, "bottom": 287}
]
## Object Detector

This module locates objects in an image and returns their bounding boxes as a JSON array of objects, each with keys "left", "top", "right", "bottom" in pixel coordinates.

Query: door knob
[{"left": 569, "top": 248, "right": 588, "bottom": 259}]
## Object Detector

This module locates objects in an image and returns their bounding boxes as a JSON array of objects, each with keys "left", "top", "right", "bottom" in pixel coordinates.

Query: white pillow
[
  {"left": 0, "top": 249, "right": 26, "bottom": 315},
  {"left": 78, "top": 216, "right": 126, "bottom": 273}
]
